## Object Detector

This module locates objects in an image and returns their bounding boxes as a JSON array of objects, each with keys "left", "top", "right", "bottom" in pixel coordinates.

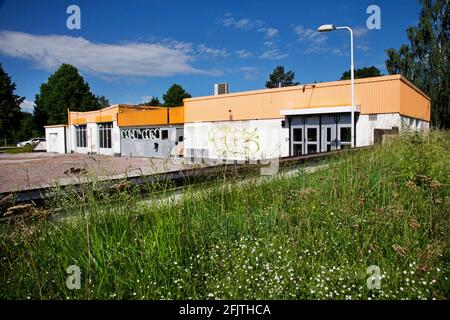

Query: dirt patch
[{"left": 0, "top": 153, "right": 203, "bottom": 193}]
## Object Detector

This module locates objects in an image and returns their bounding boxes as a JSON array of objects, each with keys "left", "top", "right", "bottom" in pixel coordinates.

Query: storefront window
[
  {"left": 76, "top": 125, "right": 87, "bottom": 148},
  {"left": 340, "top": 127, "right": 351, "bottom": 143},
  {"left": 307, "top": 128, "right": 317, "bottom": 142},
  {"left": 293, "top": 128, "right": 302, "bottom": 142},
  {"left": 99, "top": 122, "right": 113, "bottom": 148}
]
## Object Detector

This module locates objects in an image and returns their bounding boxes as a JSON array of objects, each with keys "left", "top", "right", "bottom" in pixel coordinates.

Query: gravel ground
[{"left": 0, "top": 152, "right": 202, "bottom": 193}]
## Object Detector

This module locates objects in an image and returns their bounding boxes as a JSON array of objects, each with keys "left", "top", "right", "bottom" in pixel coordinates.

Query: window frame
[
  {"left": 76, "top": 125, "right": 87, "bottom": 148},
  {"left": 99, "top": 122, "right": 113, "bottom": 149},
  {"left": 161, "top": 129, "right": 169, "bottom": 140}
]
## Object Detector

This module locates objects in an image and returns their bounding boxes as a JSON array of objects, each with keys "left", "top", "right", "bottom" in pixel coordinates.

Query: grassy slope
[{"left": 0, "top": 131, "right": 449, "bottom": 300}]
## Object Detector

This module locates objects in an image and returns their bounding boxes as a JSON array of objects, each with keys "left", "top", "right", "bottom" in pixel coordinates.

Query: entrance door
[
  {"left": 291, "top": 126, "right": 303, "bottom": 156},
  {"left": 321, "top": 125, "right": 337, "bottom": 152},
  {"left": 305, "top": 127, "right": 319, "bottom": 154},
  {"left": 49, "top": 133, "right": 58, "bottom": 152},
  {"left": 305, "top": 116, "right": 320, "bottom": 154}
]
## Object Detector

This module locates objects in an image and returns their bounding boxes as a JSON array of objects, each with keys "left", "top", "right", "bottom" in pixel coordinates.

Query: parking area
[{"left": 0, "top": 152, "right": 202, "bottom": 193}]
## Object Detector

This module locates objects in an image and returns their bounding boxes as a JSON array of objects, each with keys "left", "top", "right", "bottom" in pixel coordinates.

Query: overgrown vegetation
[
  {"left": 0, "top": 131, "right": 449, "bottom": 300},
  {"left": 0, "top": 144, "right": 34, "bottom": 154}
]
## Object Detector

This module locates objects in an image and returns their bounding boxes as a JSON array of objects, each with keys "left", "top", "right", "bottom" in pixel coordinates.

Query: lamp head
[{"left": 317, "top": 24, "right": 335, "bottom": 32}]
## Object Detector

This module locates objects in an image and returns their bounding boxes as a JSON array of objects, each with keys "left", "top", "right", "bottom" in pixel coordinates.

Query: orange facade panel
[
  {"left": 94, "top": 115, "right": 114, "bottom": 123},
  {"left": 69, "top": 106, "right": 119, "bottom": 125},
  {"left": 71, "top": 117, "right": 87, "bottom": 125},
  {"left": 400, "top": 80, "right": 431, "bottom": 121},
  {"left": 169, "top": 107, "right": 184, "bottom": 124},
  {"left": 355, "top": 78, "right": 400, "bottom": 114},
  {"left": 68, "top": 105, "right": 185, "bottom": 127},
  {"left": 117, "top": 108, "right": 168, "bottom": 127},
  {"left": 184, "top": 75, "right": 430, "bottom": 123}
]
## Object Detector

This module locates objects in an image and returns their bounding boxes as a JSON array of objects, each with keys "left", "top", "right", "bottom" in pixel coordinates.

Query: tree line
[
  {"left": 0, "top": 0, "right": 447, "bottom": 144},
  {"left": 266, "top": 1, "right": 448, "bottom": 128},
  {"left": 385, "top": 0, "right": 448, "bottom": 128},
  {"left": 0, "top": 63, "right": 191, "bottom": 145}
]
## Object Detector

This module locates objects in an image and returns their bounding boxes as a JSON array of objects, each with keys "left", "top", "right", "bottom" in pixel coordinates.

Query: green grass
[
  {"left": 0, "top": 144, "right": 34, "bottom": 154},
  {"left": 0, "top": 131, "right": 449, "bottom": 300}
]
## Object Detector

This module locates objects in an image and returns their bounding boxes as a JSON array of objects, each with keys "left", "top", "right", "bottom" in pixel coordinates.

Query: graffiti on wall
[
  {"left": 208, "top": 126, "right": 260, "bottom": 159},
  {"left": 121, "top": 128, "right": 160, "bottom": 141}
]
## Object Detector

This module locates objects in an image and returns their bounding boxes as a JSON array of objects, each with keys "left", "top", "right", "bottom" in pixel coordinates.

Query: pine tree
[
  {"left": 265, "top": 66, "right": 300, "bottom": 88},
  {"left": 140, "top": 97, "right": 161, "bottom": 106},
  {"left": 340, "top": 66, "right": 382, "bottom": 80},
  {"left": 162, "top": 84, "right": 191, "bottom": 107}
]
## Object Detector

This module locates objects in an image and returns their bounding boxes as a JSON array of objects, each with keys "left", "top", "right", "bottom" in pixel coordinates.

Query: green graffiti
[{"left": 208, "top": 126, "right": 261, "bottom": 159}]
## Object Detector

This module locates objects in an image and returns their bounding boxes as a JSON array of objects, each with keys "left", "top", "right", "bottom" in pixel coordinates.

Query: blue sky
[{"left": 0, "top": 0, "right": 421, "bottom": 113}]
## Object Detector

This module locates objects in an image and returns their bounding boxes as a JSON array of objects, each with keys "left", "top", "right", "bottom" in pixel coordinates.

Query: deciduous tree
[
  {"left": 0, "top": 64, "right": 24, "bottom": 143},
  {"left": 385, "top": 0, "right": 449, "bottom": 128},
  {"left": 34, "top": 64, "right": 102, "bottom": 131}
]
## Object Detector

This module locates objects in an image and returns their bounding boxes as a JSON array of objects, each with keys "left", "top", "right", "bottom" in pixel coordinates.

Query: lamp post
[{"left": 317, "top": 24, "right": 355, "bottom": 148}]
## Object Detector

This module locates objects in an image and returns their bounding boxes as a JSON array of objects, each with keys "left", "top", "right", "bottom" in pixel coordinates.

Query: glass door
[
  {"left": 291, "top": 126, "right": 303, "bottom": 156},
  {"left": 305, "top": 126, "right": 319, "bottom": 154},
  {"left": 321, "top": 125, "right": 336, "bottom": 152}
]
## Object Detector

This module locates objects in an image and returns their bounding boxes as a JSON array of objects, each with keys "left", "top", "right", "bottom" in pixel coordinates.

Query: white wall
[
  {"left": 70, "top": 124, "right": 88, "bottom": 154},
  {"left": 400, "top": 115, "right": 430, "bottom": 131},
  {"left": 112, "top": 120, "right": 121, "bottom": 156},
  {"left": 184, "top": 119, "right": 288, "bottom": 161},
  {"left": 45, "top": 126, "right": 67, "bottom": 154},
  {"left": 69, "top": 121, "right": 120, "bottom": 156},
  {"left": 356, "top": 113, "right": 401, "bottom": 147},
  {"left": 356, "top": 113, "right": 430, "bottom": 147}
]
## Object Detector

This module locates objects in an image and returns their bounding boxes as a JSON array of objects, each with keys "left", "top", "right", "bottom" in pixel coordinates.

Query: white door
[
  {"left": 305, "top": 116, "right": 320, "bottom": 154},
  {"left": 49, "top": 133, "right": 58, "bottom": 152},
  {"left": 291, "top": 125, "right": 303, "bottom": 156},
  {"left": 321, "top": 125, "right": 337, "bottom": 152}
]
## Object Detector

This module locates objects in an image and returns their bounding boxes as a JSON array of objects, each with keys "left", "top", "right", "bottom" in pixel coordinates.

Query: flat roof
[
  {"left": 44, "top": 124, "right": 68, "bottom": 128},
  {"left": 184, "top": 74, "right": 430, "bottom": 102}
]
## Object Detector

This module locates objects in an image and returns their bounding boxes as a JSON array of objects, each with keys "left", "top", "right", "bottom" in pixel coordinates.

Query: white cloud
[
  {"left": 357, "top": 44, "right": 370, "bottom": 52},
  {"left": 197, "top": 44, "right": 229, "bottom": 58},
  {"left": 236, "top": 49, "right": 252, "bottom": 58},
  {"left": 219, "top": 14, "right": 264, "bottom": 29},
  {"left": 165, "top": 40, "right": 194, "bottom": 53},
  {"left": 219, "top": 14, "right": 279, "bottom": 40},
  {"left": 292, "top": 25, "right": 328, "bottom": 46},
  {"left": 260, "top": 49, "right": 288, "bottom": 60},
  {"left": 353, "top": 26, "right": 369, "bottom": 38},
  {"left": 20, "top": 99, "right": 34, "bottom": 113},
  {"left": 330, "top": 48, "right": 345, "bottom": 56},
  {"left": 293, "top": 25, "right": 346, "bottom": 56},
  {"left": 259, "top": 27, "right": 278, "bottom": 40},
  {"left": 0, "top": 31, "right": 220, "bottom": 77},
  {"left": 240, "top": 67, "right": 259, "bottom": 81},
  {"left": 140, "top": 96, "right": 153, "bottom": 103}
]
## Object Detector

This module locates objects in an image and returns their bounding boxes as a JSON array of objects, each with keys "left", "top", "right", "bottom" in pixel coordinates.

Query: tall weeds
[{"left": 1, "top": 131, "right": 449, "bottom": 300}]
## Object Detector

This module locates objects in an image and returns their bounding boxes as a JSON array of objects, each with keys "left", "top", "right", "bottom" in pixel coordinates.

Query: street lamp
[{"left": 317, "top": 24, "right": 355, "bottom": 148}]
